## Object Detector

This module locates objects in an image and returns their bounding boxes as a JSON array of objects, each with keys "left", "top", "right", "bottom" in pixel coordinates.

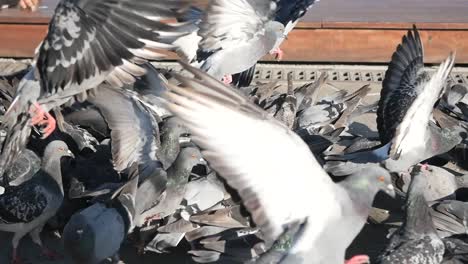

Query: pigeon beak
[
  {"left": 66, "top": 150, "right": 75, "bottom": 158},
  {"left": 199, "top": 158, "right": 207, "bottom": 165},
  {"left": 385, "top": 183, "right": 396, "bottom": 198}
]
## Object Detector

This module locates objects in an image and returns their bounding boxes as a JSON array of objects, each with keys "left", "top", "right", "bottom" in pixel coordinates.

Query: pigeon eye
[
  {"left": 378, "top": 176, "right": 385, "bottom": 182},
  {"left": 58, "top": 147, "right": 65, "bottom": 151}
]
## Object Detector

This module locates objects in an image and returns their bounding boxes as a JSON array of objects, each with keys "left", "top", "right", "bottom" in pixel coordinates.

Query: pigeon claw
[
  {"left": 11, "top": 248, "right": 23, "bottom": 264},
  {"left": 271, "top": 47, "right": 284, "bottom": 61},
  {"left": 221, "top": 75, "right": 233, "bottom": 85},
  {"left": 30, "top": 102, "right": 56, "bottom": 139},
  {"left": 41, "top": 247, "right": 61, "bottom": 260},
  {"left": 345, "top": 255, "right": 370, "bottom": 264}
]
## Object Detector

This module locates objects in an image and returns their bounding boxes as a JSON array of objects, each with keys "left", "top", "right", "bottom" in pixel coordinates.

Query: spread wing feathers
[
  {"left": 390, "top": 52, "right": 455, "bottom": 159},
  {"left": 87, "top": 84, "right": 159, "bottom": 174},
  {"left": 164, "top": 62, "right": 338, "bottom": 244},
  {"left": 198, "top": 0, "right": 277, "bottom": 51},
  {"left": 0, "top": 178, "right": 49, "bottom": 224},
  {"left": 377, "top": 25, "right": 425, "bottom": 144},
  {"left": 36, "top": 0, "right": 190, "bottom": 96}
]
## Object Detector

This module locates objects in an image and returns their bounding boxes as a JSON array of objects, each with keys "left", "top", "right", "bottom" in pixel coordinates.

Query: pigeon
[
  {"left": 63, "top": 163, "right": 140, "bottom": 264},
  {"left": 376, "top": 165, "right": 445, "bottom": 264},
  {"left": 376, "top": 26, "right": 461, "bottom": 172},
  {"left": 193, "top": 0, "right": 285, "bottom": 84},
  {"left": 86, "top": 84, "right": 162, "bottom": 181},
  {"left": 441, "top": 234, "right": 468, "bottom": 264},
  {"left": 157, "top": 116, "right": 191, "bottom": 170},
  {"left": 2, "top": 148, "right": 41, "bottom": 186},
  {"left": 270, "top": 0, "right": 320, "bottom": 60},
  {"left": 431, "top": 199, "right": 468, "bottom": 238},
  {"left": 0, "top": 0, "right": 190, "bottom": 179},
  {"left": 327, "top": 27, "right": 461, "bottom": 173},
  {"left": 0, "top": 140, "right": 73, "bottom": 264},
  {"left": 164, "top": 62, "right": 395, "bottom": 264},
  {"left": 136, "top": 146, "right": 205, "bottom": 227}
]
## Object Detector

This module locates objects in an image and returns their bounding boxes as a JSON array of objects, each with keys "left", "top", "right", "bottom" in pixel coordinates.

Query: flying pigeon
[
  {"left": 326, "top": 27, "right": 461, "bottom": 173},
  {"left": 0, "top": 140, "right": 73, "bottom": 264},
  {"left": 0, "top": 0, "right": 190, "bottom": 180},
  {"left": 164, "top": 62, "right": 395, "bottom": 264},
  {"left": 192, "top": 0, "right": 285, "bottom": 84}
]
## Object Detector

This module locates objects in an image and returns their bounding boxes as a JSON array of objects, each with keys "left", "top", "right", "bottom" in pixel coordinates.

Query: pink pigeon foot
[
  {"left": 144, "top": 213, "right": 162, "bottom": 225},
  {"left": 345, "top": 255, "right": 370, "bottom": 264},
  {"left": 30, "top": 102, "right": 56, "bottom": 138},
  {"left": 270, "top": 47, "right": 284, "bottom": 61},
  {"left": 41, "top": 247, "right": 62, "bottom": 260},
  {"left": 11, "top": 248, "right": 23, "bottom": 264},
  {"left": 221, "top": 75, "right": 233, "bottom": 85}
]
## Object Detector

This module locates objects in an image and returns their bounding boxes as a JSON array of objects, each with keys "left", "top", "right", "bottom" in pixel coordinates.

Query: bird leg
[
  {"left": 40, "top": 248, "right": 62, "bottom": 260},
  {"left": 345, "top": 255, "right": 370, "bottom": 264},
  {"left": 221, "top": 75, "right": 233, "bottom": 85},
  {"left": 29, "top": 102, "right": 56, "bottom": 138},
  {"left": 30, "top": 226, "right": 62, "bottom": 260},
  {"left": 270, "top": 47, "right": 284, "bottom": 61},
  {"left": 11, "top": 248, "right": 23, "bottom": 264}
]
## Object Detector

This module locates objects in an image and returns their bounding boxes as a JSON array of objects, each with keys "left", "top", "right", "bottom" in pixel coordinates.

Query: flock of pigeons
[{"left": 0, "top": 0, "right": 467, "bottom": 263}]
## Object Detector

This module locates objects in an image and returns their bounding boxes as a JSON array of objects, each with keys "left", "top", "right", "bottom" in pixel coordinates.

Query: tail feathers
[{"left": 232, "top": 64, "right": 257, "bottom": 88}]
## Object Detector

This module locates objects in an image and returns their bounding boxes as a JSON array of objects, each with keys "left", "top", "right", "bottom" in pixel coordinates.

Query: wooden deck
[{"left": 1, "top": 0, "right": 468, "bottom": 63}]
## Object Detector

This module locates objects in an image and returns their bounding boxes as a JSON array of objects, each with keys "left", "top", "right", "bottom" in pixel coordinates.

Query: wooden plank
[
  {"left": 0, "top": 24, "right": 46, "bottom": 57},
  {"left": 276, "top": 29, "right": 468, "bottom": 63}
]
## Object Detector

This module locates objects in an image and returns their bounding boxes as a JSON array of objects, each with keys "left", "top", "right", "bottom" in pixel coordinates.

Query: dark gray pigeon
[
  {"left": 63, "top": 164, "right": 140, "bottom": 264},
  {"left": 377, "top": 165, "right": 445, "bottom": 264},
  {"left": 441, "top": 234, "right": 468, "bottom": 264},
  {"left": 164, "top": 62, "right": 395, "bottom": 264},
  {"left": 136, "top": 146, "right": 205, "bottom": 227},
  {"left": 157, "top": 116, "right": 191, "bottom": 170},
  {"left": 0, "top": 140, "right": 73, "bottom": 264},
  {"left": 431, "top": 200, "right": 468, "bottom": 238}
]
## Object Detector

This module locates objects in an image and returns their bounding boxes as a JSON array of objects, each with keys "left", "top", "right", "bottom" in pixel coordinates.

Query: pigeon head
[
  {"left": 267, "top": 21, "right": 286, "bottom": 53},
  {"left": 64, "top": 203, "right": 126, "bottom": 264},
  {"left": 63, "top": 213, "right": 96, "bottom": 264},
  {"left": 43, "top": 140, "right": 74, "bottom": 160},
  {"left": 349, "top": 165, "right": 395, "bottom": 198},
  {"left": 174, "top": 146, "right": 206, "bottom": 172}
]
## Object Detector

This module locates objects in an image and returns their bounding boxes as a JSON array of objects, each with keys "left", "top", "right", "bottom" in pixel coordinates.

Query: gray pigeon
[
  {"left": 0, "top": 0, "right": 190, "bottom": 180},
  {"left": 157, "top": 116, "right": 191, "bottom": 170},
  {"left": 136, "top": 146, "right": 205, "bottom": 227},
  {"left": 0, "top": 140, "right": 73, "bottom": 264},
  {"left": 431, "top": 200, "right": 468, "bottom": 238},
  {"left": 327, "top": 28, "right": 460, "bottom": 173},
  {"left": 376, "top": 26, "right": 461, "bottom": 172},
  {"left": 377, "top": 165, "right": 445, "bottom": 264},
  {"left": 63, "top": 164, "right": 140, "bottom": 264},
  {"left": 2, "top": 148, "right": 41, "bottom": 186},
  {"left": 164, "top": 62, "right": 395, "bottom": 264},
  {"left": 86, "top": 83, "right": 162, "bottom": 181},
  {"left": 192, "top": 0, "right": 285, "bottom": 84}
]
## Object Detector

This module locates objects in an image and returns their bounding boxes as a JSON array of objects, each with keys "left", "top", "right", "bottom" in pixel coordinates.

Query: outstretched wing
[
  {"left": 36, "top": 0, "right": 189, "bottom": 96},
  {"left": 164, "top": 62, "right": 338, "bottom": 244},
  {"left": 377, "top": 26, "right": 425, "bottom": 144},
  {"left": 197, "top": 0, "right": 277, "bottom": 52}
]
